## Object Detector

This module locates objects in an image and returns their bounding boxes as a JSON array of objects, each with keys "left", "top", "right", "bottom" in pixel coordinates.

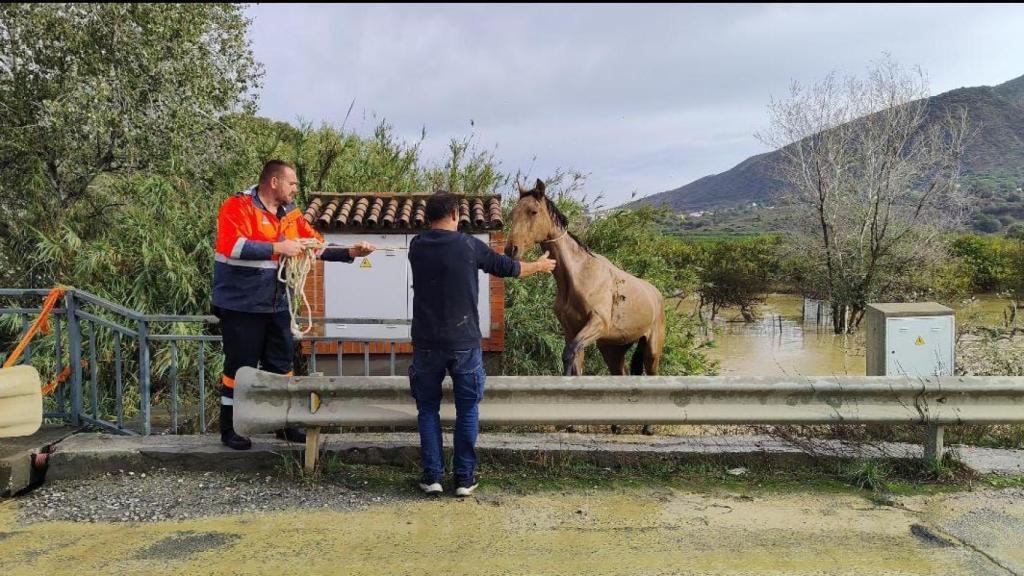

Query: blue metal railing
[{"left": 0, "top": 288, "right": 410, "bottom": 436}]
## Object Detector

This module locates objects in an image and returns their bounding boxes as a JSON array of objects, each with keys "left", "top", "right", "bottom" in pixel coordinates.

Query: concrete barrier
[{"left": 0, "top": 365, "right": 42, "bottom": 437}]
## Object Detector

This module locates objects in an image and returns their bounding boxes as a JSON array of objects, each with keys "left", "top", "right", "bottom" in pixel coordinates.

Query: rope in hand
[
  {"left": 276, "top": 240, "right": 408, "bottom": 338},
  {"left": 277, "top": 239, "right": 321, "bottom": 338}
]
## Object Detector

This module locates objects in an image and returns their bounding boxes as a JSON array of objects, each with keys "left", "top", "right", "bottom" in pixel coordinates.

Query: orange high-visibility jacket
[{"left": 213, "top": 186, "right": 353, "bottom": 313}]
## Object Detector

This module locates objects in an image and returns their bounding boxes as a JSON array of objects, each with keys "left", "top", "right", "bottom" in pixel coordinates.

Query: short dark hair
[
  {"left": 259, "top": 160, "right": 295, "bottom": 186},
  {"left": 426, "top": 192, "right": 460, "bottom": 222}
]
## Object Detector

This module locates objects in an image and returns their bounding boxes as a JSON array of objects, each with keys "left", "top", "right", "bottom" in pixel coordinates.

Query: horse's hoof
[
  {"left": 641, "top": 424, "right": 655, "bottom": 436},
  {"left": 611, "top": 424, "right": 622, "bottom": 435},
  {"left": 565, "top": 425, "right": 578, "bottom": 433}
]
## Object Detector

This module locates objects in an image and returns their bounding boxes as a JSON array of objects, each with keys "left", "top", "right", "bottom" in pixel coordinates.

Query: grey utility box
[
  {"left": 865, "top": 303, "right": 955, "bottom": 377},
  {"left": 322, "top": 232, "right": 491, "bottom": 340}
]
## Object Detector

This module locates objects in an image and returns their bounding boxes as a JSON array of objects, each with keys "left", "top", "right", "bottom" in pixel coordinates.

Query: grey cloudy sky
[{"left": 247, "top": 3, "right": 1024, "bottom": 206}]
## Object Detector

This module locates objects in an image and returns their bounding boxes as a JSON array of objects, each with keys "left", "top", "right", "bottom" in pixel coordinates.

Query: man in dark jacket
[
  {"left": 213, "top": 160, "right": 375, "bottom": 450},
  {"left": 408, "top": 192, "right": 555, "bottom": 495}
]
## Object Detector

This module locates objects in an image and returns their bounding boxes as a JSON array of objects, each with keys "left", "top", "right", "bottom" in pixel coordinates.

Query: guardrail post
[
  {"left": 924, "top": 423, "right": 944, "bottom": 464},
  {"left": 64, "top": 291, "right": 83, "bottom": 427},
  {"left": 304, "top": 427, "right": 321, "bottom": 473},
  {"left": 137, "top": 318, "right": 152, "bottom": 436}
]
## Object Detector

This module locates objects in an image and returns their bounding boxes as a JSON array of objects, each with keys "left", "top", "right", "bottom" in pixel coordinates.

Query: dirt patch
[
  {"left": 910, "top": 523, "right": 954, "bottom": 547},
  {"left": 137, "top": 531, "right": 240, "bottom": 560}
]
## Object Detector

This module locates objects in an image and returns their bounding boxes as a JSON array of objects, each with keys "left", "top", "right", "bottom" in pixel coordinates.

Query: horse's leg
[
  {"left": 598, "top": 343, "right": 630, "bottom": 376},
  {"left": 560, "top": 340, "right": 579, "bottom": 376},
  {"left": 596, "top": 342, "right": 630, "bottom": 434},
  {"left": 639, "top": 336, "right": 658, "bottom": 436},
  {"left": 573, "top": 348, "right": 586, "bottom": 378},
  {"left": 562, "top": 316, "right": 605, "bottom": 376},
  {"left": 637, "top": 311, "right": 667, "bottom": 436},
  {"left": 643, "top": 311, "right": 667, "bottom": 376}
]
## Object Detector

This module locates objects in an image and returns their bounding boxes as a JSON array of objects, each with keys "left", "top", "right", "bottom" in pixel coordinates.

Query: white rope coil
[
  {"left": 277, "top": 240, "right": 320, "bottom": 338},
  {"left": 277, "top": 241, "right": 408, "bottom": 338}
]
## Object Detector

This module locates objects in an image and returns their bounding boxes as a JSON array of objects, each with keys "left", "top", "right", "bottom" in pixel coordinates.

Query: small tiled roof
[{"left": 303, "top": 193, "right": 504, "bottom": 232}]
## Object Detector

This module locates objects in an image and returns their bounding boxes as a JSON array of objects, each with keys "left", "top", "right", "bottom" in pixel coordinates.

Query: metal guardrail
[
  {"left": 234, "top": 369, "right": 1024, "bottom": 462},
  {"left": 6, "top": 287, "right": 1024, "bottom": 465},
  {"left": 0, "top": 288, "right": 411, "bottom": 436}
]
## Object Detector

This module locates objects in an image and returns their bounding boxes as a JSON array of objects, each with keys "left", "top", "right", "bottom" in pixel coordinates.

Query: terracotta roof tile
[{"left": 304, "top": 193, "right": 505, "bottom": 232}]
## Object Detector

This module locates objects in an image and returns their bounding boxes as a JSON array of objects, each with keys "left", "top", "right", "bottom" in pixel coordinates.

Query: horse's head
[{"left": 505, "top": 179, "right": 564, "bottom": 260}]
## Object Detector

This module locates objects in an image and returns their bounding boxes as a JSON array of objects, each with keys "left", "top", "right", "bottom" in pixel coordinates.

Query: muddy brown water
[{"left": 678, "top": 293, "right": 1010, "bottom": 376}]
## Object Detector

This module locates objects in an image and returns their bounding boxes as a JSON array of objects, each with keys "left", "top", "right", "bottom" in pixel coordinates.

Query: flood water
[{"left": 679, "top": 293, "right": 1011, "bottom": 377}]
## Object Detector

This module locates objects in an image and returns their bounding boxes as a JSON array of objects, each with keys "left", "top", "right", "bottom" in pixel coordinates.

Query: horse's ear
[
  {"left": 517, "top": 181, "right": 531, "bottom": 198},
  {"left": 534, "top": 179, "right": 546, "bottom": 197}
]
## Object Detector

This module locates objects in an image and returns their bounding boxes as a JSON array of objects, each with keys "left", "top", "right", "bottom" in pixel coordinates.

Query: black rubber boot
[
  {"left": 274, "top": 427, "right": 307, "bottom": 443},
  {"left": 220, "top": 403, "right": 252, "bottom": 451}
]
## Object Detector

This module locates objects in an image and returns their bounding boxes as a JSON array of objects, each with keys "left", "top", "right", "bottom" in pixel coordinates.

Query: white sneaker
[
  {"left": 418, "top": 481, "right": 443, "bottom": 495},
  {"left": 455, "top": 482, "right": 478, "bottom": 497}
]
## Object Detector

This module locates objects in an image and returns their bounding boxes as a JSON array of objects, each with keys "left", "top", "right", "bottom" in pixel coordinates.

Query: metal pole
[
  {"left": 114, "top": 332, "right": 123, "bottom": 429},
  {"left": 390, "top": 342, "right": 396, "bottom": 376},
  {"left": 65, "top": 291, "right": 83, "bottom": 427},
  {"left": 20, "top": 314, "right": 30, "bottom": 365},
  {"left": 336, "top": 343, "right": 343, "bottom": 377},
  {"left": 88, "top": 320, "right": 98, "bottom": 420},
  {"left": 54, "top": 315, "right": 65, "bottom": 416},
  {"left": 137, "top": 318, "right": 152, "bottom": 436},
  {"left": 198, "top": 341, "right": 206, "bottom": 434},
  {"left": 170, "top": 340, "right": 178, "bottom": 434}
]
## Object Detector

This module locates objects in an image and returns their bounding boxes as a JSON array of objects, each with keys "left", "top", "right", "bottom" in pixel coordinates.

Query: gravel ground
[{"left": 17, "top": 468, "right": 417, "bottom": 524}]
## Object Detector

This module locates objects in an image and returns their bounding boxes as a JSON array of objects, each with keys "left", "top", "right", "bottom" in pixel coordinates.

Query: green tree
[
  {"left": 972, "top": 213, "right": 1002, "bottom": 234},
  {"left": 688, "top": 236, "right": 780, "bottom": 322},
  {"left": 951, "top": 235, "right": 1011, "bottom": 292},
  {"left": 758, "top": 57, "right": 969, "bottom": 333},
  {"left": 0, "top": 3, "right": 262, "bottom": 286},
  {"left": 1005, "top": 223, "right": 1024, "bottom": 241}
]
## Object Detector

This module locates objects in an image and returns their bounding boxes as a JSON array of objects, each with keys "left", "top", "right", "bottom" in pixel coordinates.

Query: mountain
[{"left": 631, "top": 74, "right": 1024, "bottom": 213}]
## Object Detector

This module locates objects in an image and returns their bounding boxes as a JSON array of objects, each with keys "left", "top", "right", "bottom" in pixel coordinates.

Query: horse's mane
[{"left": 544, "top": 196, "right": 593, "bottom": 255}]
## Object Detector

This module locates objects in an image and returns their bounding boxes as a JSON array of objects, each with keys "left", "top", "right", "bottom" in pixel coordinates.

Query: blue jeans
[{"left": 408, "top": 347, "right": 486, "bottom": 484}]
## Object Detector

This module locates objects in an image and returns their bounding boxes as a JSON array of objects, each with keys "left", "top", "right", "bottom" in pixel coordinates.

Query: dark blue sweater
[{"left": 408, "top": 229, "right": 521, "bottom": 349}]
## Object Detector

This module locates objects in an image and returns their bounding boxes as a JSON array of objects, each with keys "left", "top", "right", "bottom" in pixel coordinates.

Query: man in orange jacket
[{"left": 213, "top": 160, "right": 375, "bottom": 450}]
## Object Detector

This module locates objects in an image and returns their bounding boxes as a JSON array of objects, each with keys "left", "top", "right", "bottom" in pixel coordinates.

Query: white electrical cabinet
[
  {"left": 323, "top": 233, "right": 491, "bottom": 341},
  {"left": 865, "top": 303, "right": 955, "bottom": 377}
]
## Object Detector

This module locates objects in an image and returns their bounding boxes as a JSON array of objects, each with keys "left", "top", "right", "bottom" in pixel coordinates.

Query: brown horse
[{"left": 506, "top": 179, "right": 666, "bottom": 378}]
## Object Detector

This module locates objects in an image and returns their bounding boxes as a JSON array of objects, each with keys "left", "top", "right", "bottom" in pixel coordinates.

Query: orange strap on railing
[
  {"left": 40, "top": 358, "right": 86, "bottom": 395},
  {"left": 41, "top": 365, "right": 73, "bottom": 396},
  {"left": 3, "top": 286, "right": 68, "bottom": 373}
]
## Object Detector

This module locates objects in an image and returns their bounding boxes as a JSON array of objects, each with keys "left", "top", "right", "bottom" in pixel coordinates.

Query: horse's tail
[{"left": 630, "top": 337, "right": 647, "bottom": 375}]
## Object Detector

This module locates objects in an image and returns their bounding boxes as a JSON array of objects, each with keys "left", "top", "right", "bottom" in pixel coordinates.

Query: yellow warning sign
[
  {"left": 360, "top": 258, "right": 372, "bottom": 269},
  {"left": 915, "top": 336, "right": 925, "bottom": 346}
]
